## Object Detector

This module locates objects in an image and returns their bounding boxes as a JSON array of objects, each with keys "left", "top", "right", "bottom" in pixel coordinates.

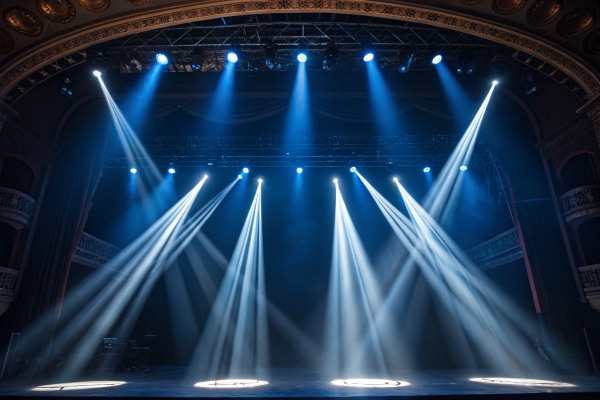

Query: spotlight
[
  {"left": 227, "top": 49, "right": 239, "bottom": 64},
  {"left": 393, "top": 177, "right": 398, "bottom": 182},
  {"left": 130, "top": 168, "right": 137, "bottom": 174},
  {"left": 155, "top": 52, "right": 169, "bottom": 65},
  {"left": 265, "top": 41, "right": 278, "bottom": 69},
  {"left": 297, "top": 43, "right": 308, "bottom": 63},
  {"left": 333, "top": 178, "right": 338, "bottom": 184},
  {"left": 361, "top": 42, "right": 375, "bottom": 62},
  {"left": 242, "top": 167, "right": 249, "bottom": 174},
  {"left": 258, "top": 179, "right": 263, "bottom": 183},
  {"left": 323, "top": 42, "right": 339, "bottom": 70},
  {"left": 456, "top": 52, "right": 474, "bottom": 75},
  {"left": 460, "top": 165, "right": 467, "bottom": 171},
  {"left": 238, "top": 174, "right": 242, "bottom": 179},
  {"left": 493, "top": 80, "right": 499, "bottom": 85},
  {"left": 296, "top": 167, "right": 303, "bottom": 174},
  {"left": 398, "top": 48, "right": 415, "bottom": 73},
  {"left": 89, "top": 54, "right": 108, "bottom": 76},
  {"left": 204, "top": 174, "right": 208, "bottom": 179},
  {"left": 59, "top": 77, "right": 74, "bottom": 97},
  {"left": 350, "top": 167, "right": 356, "bottom": 173},
  {"left": 423, "top": 167, "right": 431, "bottom": 173},
  {"left": 191, "top": 47, "right": 204, "bottom": 71},
  {"left": 431, "top": 50, "right": 443, "bottom": 65},
  {"left": 92, "top": 70, "right": 101, "bottom": 77},
  {"left": 168, "top": 168, "right": 175, "bottom": 174}
]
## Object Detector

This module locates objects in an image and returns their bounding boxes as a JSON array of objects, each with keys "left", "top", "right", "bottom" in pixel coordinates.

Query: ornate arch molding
[{"left": 0, "top": 0, "right": 599, "bottom": 99}]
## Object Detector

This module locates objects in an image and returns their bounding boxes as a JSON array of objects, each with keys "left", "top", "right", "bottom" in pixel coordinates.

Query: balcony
[
  {"left": 0, "top": 187, "right": 36, "bottom": 229},
  {"left": 467, "top": 228, "right": 523, "bottom": 270},
  {"left": 559, "top": 185, "right": 600, "bottom": 224},
  {"left": 0, "top": 267, "right": 18, "bottom": 317},
  {"left": 579, "top": 264, "right": 600, "bottom": 312},
  {"left": 72, "top": 232, "right": 120, "bottom": 269}
]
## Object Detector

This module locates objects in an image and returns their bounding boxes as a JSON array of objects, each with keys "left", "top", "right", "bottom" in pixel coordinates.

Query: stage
[{"left": 1, "top": 367, "right": 599, "bottom": 399}]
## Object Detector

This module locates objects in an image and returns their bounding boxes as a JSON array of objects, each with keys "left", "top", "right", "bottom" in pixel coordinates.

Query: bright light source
[
  {"left": 32, "top": 381, "right": 126, "bottom": 391},
  {"left": 331, "top": 379, "right": 410, "bottom": 388},
  {"left": 92, "top": 70, "right": 101, "bottom": 77},
  {"left": 297, "top": 53, "right": 307, "bottom": 63},
  {"left": 296, "top": 167, "right": 303, "bottom": 174},
  {"left": 350, "top": 167, "right": 357, "bottom": 173},
  {"left": 195, "top": 380, "right": 268, "bottom": 389},
  {"left": 363, "top": 53, "right": 374, "bottom": 62},
  {"left": 258, "top": 179, "right": 263, "bottom": 183},
  {"left": 333, "top": 178, "right": 338, "bottom": 184},
  {"left": 168, "top": 168, "right": 175, "bottom": 174},
  {"left": 227, "top": 51, "right": 239, "bottom": 64},
  {"left": 432, "top": 54, "right": 442, "bottom": 64},
  {"left": 393, "top": 177, "right": 398, "bottom": 182},
  {"left": 423, "top": 167, "right": 431, "bottom": 173},
  {"left": 459, "top": 165, "right": 467, "bottom": 171},
  {"left": 204, "top": 174, "right": 208, "bottom": 179},
  {"left": 242, "top": 167, "right": 249, "bottom": 174},
  {"left": 469, "top": 378, "right": 574, "bottom": 388},
  {"left": 130, "top": 168, "right": 137, "bottom": 174},
  {"left": 493, "top": 80, "right": 499, "bottom": 85},
  {"left": 155, "top": 53, "right": 169, "bottom": 65}
]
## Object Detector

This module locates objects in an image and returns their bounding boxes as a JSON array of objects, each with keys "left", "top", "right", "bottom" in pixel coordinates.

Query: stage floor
[{"left": 1, "top": 367, "right": 599, "bottom": 399}]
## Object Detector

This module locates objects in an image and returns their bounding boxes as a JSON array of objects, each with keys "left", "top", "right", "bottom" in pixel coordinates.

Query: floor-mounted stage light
[
  {"left": 323, "top": 42, "right": 339, "bottom": 70},
  {"left": 227, "top": 48, "right": 239, "bottom": 64},
  {"left": 191, "top": 47, "right": 204, "bottom": 71},
  {"left": 459, "top": 165, "right": 467, "bottom": 171},
  {"left": 361, "top": 42, "right": 375, "bottom": 62},
  {"left": 296, "top": 167, "right": 303, "bottom": 174},
  {"left": 155, "top": 52, "right": 169, "bottom": 65},
  {"left": 297, "top": 43, "right": 308, "bottom": 63},
  {"left": 398, "top": 48, "right": 415, "bottom": 73},
  {"left": 130, "top": 168, "right": 138, "bottom": 174}
]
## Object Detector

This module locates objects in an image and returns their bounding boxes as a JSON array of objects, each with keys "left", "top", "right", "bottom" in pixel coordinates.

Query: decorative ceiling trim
[
  {"left": 3, "top": 7, "right": 44, "bottom": 37},
  {"left": 492, "top": 0, "right": 528, "bottom": 16},
  {"left": 0, "top": 29, "right": 15, "bottom": 55},
  {"left": 0, "top": 1, "right": 598, "bottom": 99},
  {"left": 460, "top": 0, "right": 483, "bottom": 4},
  {"left": 556, "top": 8, "right": 596, "bottom": 39},
  {"left": 526, "top": 0, "right": 562, "bottom": 28},
  {"left": 122, "top": 0, "right": 150, "bottom": 4},
  {"left": 75, "top": 0, "right": 110, "bottom": 13},
  {"left": 36, "top": 0, "right": 77, "bottom": 24}
]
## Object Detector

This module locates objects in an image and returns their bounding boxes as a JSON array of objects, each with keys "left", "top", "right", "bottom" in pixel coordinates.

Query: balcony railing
[
  {"left": 0, "top": 187, "right": 36, "bottom": 229},
  {"left": 559, "top": 185, "right": 600, "bottom": 224},
  {"left": 467, "top": 228, "right": 523, "bottom": 270},
  {"left": 72, "top": 232, "right": 120, "bottom": 268},
  {"left": 579, "top": 263, "right": 600, "bottom": 312},
  {"left": 0, "top": 267, "right": 18, "bottom": 298}
]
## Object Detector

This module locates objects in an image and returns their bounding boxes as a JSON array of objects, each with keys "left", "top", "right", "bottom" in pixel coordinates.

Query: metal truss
[{"left": 102, "top": 134, "right": 488, "bottom": 169}]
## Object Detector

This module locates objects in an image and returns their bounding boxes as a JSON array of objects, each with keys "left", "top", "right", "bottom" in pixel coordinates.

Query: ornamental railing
[
  {"left": 579, "top": 264, "right": 600, "bottom": 312},
  {"left": 72, "top": 232, "right": 120, "bottom": 269},
  {"left": 559, "top": 185, "right": 600, "bottom": 223},
  {"left": 0, "top": 267, "right": 18, "bottom": 297},
  {"left": 467, "top": 228, "right": 523, "bottom": 270},
  {"left": 0, "top": 187, "right": 36, "bottom": 229}
]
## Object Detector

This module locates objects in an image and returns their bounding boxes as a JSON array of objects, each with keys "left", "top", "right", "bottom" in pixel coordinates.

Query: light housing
[
  {"left": 227, "top": 48, "right": 239, "bottom": 64},
  {"left": 297, "top": 43, "right": 308, "bottom": 63},
  {"left": 361, "top": 42, "right": 375, "bottom": 62},
  {"left": 398, "top": 49, "right": 415, "bottom": 73},
  {"left": 155, "top": 52, "right": 169, "bottom": 65}
]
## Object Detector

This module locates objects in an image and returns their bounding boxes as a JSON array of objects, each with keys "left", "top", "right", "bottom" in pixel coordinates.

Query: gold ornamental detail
[
  {"left": 557, "top": 8, "right": 596, "bottom": 38},
  {"left": 75, "top": 0, "right": 110, "bottom": 13},
  {"left": 492, "top": 0, "right": 527, "bottom": 16},
  {"left": 526, "top": 0, "right": 562, "bottom": 27},
  {"left": 0, "top": 0, "right": 598, "bottom": 98},
  {"left": 36, "top": 0, "right": 77, "bottom": 24},
  {"left": 3, "top": 7, "right": 44, "bottom": 37},
  {"left": 122, "top": 0, "right": 150, "bottom": 4}
]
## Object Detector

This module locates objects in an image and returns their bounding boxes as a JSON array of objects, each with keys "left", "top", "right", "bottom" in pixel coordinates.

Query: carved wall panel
[
  {"left": 36, "top": 0, "right": 77, "bottom": 24},
  {"left": 3, "top": 7, "right": 44, "bottom": 37},
  {"left": 557, "top": 8, "right": 596, "bottom": 38},
  {"left": 526, "top": 0, "right": 562, "bottom": 27}
]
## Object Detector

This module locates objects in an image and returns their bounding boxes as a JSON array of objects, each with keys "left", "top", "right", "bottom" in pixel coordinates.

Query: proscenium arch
[{"left": 1, "top": 1, "right": 599, "bottom": 100}]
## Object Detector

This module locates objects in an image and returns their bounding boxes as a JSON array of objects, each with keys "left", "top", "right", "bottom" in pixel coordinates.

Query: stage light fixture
[
  {"left": 130, "top": 168, "right": 137, "bottom": 174},
  {"left": 297, "top": 43, "right": 308, "bottom": 63},
  {"left": 242, "top": 167, "right": 249, "bottom": 174},
  {"left": 361, "top": 42, "right": 375, "bottom": 62},
  {"left": 238, "top": 174, "right": 243, "bottom": 179},
  {"left": 296, "top": 167, "right": 303, "bottom": 174},
  {"left": 191, "top": 47, "right": 204, "bottom": 71},
  {"left": 265, "top": 41, "right": 278, "bottom": 69},
  {"left": 350, "top": 167, "right": 357, "bottom": 173},
  {"left": 227, "top": 49, "right": 239, "bottom": 64},
  {"left": 322, "top": 42, "right": 339, "bottom": 70},
  {"left": 333, "top": 178, "right": 338, "bottom": 184},
  {"left": 258, "top": 179, "right": 263, "bottom": 183},
  {"left": 460, "top": 165, "right": 467, "bottom": 171},
  {"left": 431, "top": 50, "right": 443, "bottom": 65},
  {"left": 398, "top": 49, "right": 415, "bottom": 73},
  {"left": 89, "top": 54, "right": 108, "bottom": 76},
  {"left": 423, "top": 167, "right": 431, "bottom": 173},
  {"left": 92, "top": 70, "right": 101, "bottom": 77},
  {"left": 168, "top": 168, "right": 175, "bottom": 174},
  {"left": 456, "top": 52, "right": 474, "bottom": 75},
  {"left": 204, "top": 174, "right": 208, "bottom": 178},
  {"left": 393, "top": 177, "right": 398, "bottom": 182},
  {"left": 331, "top": 379, "right": 410, "bottom": 388},
  {"left": 493, "top": 80, "right": 499, "bottom": 85},
  {"left": 60, "top": 78, "right": 74, "bottom": 97},
  {"left": 155, "top": 52, "right": 169, "bottom": 65}
]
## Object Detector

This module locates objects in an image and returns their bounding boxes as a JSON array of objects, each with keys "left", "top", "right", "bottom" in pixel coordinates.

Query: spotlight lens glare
[
  {"left": 238, "top": 174, "right": 242, "bottom": 179},
  {"left": 242, "top": 167, "right": 249, "bottom": 174},
  {"left": 333, "top": 178, "right": 338, "bottom": 184},
  {"left": 350, "top": 167, "right": 357, "bottom": 173},
  {"left": 227, "top": 51, "right": 239, "bottom": 64},
  {"left": 258, "top": 179, "right": 263, "bottom": 183},
  {"left": 393, "top": 177, "right": 398, "bottom": 182},
  {"left": 363, "top": 53, "right": 374, "bottom": 62},
  {"left": 432, "top": 54, "right": 442, "bottom": 64},
  {"left": 168, "top": 168, "right": 175, "bottom": 174},
  {"left": 296, "top": 167, "right": 303, "bottom": 174},
  {"left": 204, "top": 174, "right": 208, "bottom": 179},
  {"left": 130, "top": 168, "right": 137, "bottom": 174},
  {"left": 297, "top": 53, "right": 307, "bottom": 63},
  {"left": 155, "top": 53, "right": 169, "bottom": 65},
  {"left": 460, "top": 165, "right": 467, "bottom": 171},
  {"left": 423, "top": 167, "right": 431, "bottom": 173},
  {"left": 92, "top": 70, "right": 101, "bottom": 77},
  {"left": 493, "top": 80, "right": 499, "bottom": 85}
]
